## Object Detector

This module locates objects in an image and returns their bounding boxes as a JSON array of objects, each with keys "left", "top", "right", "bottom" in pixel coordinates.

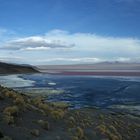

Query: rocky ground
[{"left": 0, "top": 85, "right": 140, "bottom": 140}]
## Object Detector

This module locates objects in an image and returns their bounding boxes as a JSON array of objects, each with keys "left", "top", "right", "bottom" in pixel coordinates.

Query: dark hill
[{"left": 0, "top": 62, "right": 38, "bottom": 74}]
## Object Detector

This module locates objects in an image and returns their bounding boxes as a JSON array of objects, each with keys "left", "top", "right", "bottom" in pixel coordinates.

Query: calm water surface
[{"left": 0, "top": 74, "right": 140, "bottom": 110}]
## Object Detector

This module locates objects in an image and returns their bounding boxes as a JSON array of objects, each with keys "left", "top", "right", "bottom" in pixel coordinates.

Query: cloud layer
[
  {"left": 0, "top": 29, "right": 140, "bottom": 64},
  {"left": 2, "top": 35, "right": 75, "bottom": 51}
]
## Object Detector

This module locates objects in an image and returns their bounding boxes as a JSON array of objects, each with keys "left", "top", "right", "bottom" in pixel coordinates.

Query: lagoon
[{"left": 0, "top": 74, "right": 140, "bottom": 112}]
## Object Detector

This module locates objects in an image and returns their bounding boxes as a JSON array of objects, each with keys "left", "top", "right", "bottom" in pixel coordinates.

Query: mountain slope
[{"left": 0, "top": 62, "right": 38, "bottom": 74}]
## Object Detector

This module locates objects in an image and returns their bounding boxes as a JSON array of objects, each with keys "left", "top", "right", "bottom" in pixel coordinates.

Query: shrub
[
  {"left": 96, "top": 124, "right": 122, "bottom": 140},
  {"left": 51, "top": 109, "right": 65, "bottom": 120},
  {"left": 30, "top": 129, "right": 40, "bottom": 137},
  {"left": 69, "top": 116, "right": 75, "bottom": 124},
  {"left": 14, "top": 96, "right": 25, "bottom": 108},
  {"left": 3, "top": 115, "right": 14, "bottom": 124},
  {"left": 3, "top": 106, "right": 19, "bottom": 116},
  {"left": 38, "top": 103, "right": 51, "bottom": 113},
  {"left": 99, "top": 114, "right": 104, "bottom": 120},
  {"left": 4, "top": 91, "right": 17, "bottom": 99},
  {"left": 75, "top": 127, "right": 84, "bottom": 139},
  {"left": 37, "top": 120, "right": 50, "bottom": 130},
  {"left": 96, "top": 124, "right": 106, "bottom": 134},
  {"left": 31, "top": 97, "right": 43, "bottom": 106},
  {"left": 71, "top": 136, "right": 79, "bottom": 140},
  {"left": 68, "top": 116, "right": 76, "bottom": 128},
  {"left": 51, "top": 102, "right": 69, "bottom": 109}
]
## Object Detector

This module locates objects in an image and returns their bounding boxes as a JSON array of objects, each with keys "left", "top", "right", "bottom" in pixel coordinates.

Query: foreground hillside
[
  {"left": 0, "top": 62, "right": 38, "bottom": 74},
  {"left": 0, "top": 86, "right": 140, "bottom": 140}
]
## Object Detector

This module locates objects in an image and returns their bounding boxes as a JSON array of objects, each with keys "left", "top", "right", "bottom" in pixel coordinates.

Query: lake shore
[{"left": 0, "top": 85, "right": 140, "bottom": 140}]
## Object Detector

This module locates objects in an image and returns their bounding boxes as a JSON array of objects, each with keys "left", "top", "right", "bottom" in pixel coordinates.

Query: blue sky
[{"left": 0, "top": 0, "right": 140, "bottom": 64}]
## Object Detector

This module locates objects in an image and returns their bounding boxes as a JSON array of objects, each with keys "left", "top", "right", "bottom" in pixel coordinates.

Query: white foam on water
[
  {"left": 17, "top": 87, "right": 64, "bottom": 96},
  {"left": 48, "top": 82, "right": 56, "bottom": 86},
  {"left": 0, "top": 74, "right": 35, "bottom": 88}
]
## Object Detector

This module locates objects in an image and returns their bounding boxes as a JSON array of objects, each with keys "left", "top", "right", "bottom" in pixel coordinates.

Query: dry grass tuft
[
  {"left": 96, "top": 124, "right": 122, "bottom": 140},
  {"left": 37, "top": 120, "right": 50, "bottom": 130},
  {"left": 71, "top": 136, "right": 79, "bottom": 140},
  {"left": 67, "top": 116, "right": 76, "bottom": 128},
  {"left": 31, "top": 97, "right": 43, "bottom": 106},
  {"left": 75, "top": 127, "right": 84, "bottom": 139},
  {"left": 51, "top": 109, "right": 65, "bottom": 120},
  {"left": 3, "top": 106, "right": 19, "bottom": 116}
]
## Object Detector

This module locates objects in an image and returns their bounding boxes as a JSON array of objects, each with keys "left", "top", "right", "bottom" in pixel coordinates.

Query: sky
[{"left": 0, "top": 0, "right": 140, "bottom": 65}]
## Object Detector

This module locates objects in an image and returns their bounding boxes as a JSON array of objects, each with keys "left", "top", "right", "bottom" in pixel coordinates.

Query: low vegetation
[
  {"left": 30, "top": 129, "right": 40, "bottom": 137},
  {"left": 0, "top": 85, "right": 140, "bottom": 140},
  {"left": 37, "top": 120, "right": 50, "bottom": 130}
]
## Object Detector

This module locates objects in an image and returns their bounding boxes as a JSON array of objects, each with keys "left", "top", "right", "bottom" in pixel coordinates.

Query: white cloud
[
  {"left": 0, "top": 29, "right": 140, "bottom": 64},
  {"left": 2, "top": 35, "right": 75, "bottom": 51},
  {"left": 36, "top": 57, "right": 101, "bottom": 63},
  {"left": 2, "top": 29, "right": 140, "bottom": 52},
  {"left": 35, "top": 57, "right": 139, "bottom": 64},
  {"left": 0, "top": 56, "right": 24, "bottom": 63},
  {"left": 116, "top": 57, "right": 131, "bottom": 62},
  {"left": 21, "top": 46, "right": 51, "bottom": 51}
]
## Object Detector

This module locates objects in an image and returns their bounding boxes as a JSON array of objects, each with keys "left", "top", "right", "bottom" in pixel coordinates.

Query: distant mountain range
[
  {"left": 37, "top": 62, "right": 140, "bottom": 76},
  {"left": 0, "top": 61, "right": 140, "bottom": 76},
  {"left": 38, "top": 62, "right": 140, "bottom": 71},
  {"left": 0, "top": 62, "right": 38, "bottom": 74}
]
